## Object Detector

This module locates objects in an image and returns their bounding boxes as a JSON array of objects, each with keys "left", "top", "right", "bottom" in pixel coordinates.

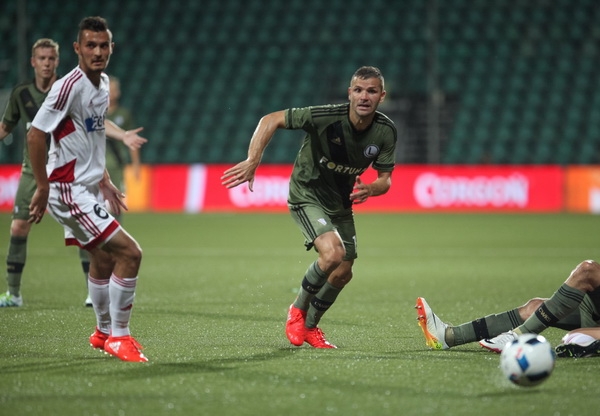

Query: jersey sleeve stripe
[
  {"left": 311, "top": 105, "right": 348, "bottom": 119},
  {"left": 372, "top": 162, "right": 395, "bottom": 171},
  {"left": 55, "top": 71, "right": 83, "bottom": 111}
]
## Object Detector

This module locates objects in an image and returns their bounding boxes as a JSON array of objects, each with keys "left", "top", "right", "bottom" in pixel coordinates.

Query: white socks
[
  {"left": 88, "top": 275, "right": 110, "bottom": 334},
  {"left": 88, "top": 274, "right": 138, "bottom": 338}
]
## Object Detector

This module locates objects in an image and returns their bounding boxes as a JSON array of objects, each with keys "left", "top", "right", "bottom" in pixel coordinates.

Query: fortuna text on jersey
[{"left": 319, "top": 156, "right": 368, "bottom": 176}]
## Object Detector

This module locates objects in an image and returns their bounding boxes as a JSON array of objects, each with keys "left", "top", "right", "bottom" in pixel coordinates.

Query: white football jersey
[{"left": 32, "top": 66, "right": 109, "bottom": 186}]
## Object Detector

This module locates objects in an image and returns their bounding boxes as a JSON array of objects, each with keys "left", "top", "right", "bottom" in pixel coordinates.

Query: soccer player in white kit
[{"left": 27, "top": 16, "right": 149, "bottom": 362}]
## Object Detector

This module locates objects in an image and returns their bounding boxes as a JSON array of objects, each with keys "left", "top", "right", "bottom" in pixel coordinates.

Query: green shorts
[
  {"left": 12, "top": 169, "right": 36, "bottom": 221},
  {"left": 288, "top": 203, "right": 357, "bottom": 260}
]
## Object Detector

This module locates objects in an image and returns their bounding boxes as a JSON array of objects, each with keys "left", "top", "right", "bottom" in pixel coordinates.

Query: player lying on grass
[{"left": 416, "top": 259, "right": 600, "bottom": 358}]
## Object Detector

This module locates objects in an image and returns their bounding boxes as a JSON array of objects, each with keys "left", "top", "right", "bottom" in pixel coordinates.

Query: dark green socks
[
  {"left": 6, "top": 236, "right": 27, "bottom": 296},
  {"left": 293, "top": 261, "right": 327, "bottom": 310},
  {"left": 450, "top": 308, "right": 524, "bottom": 346},
  {"left": 306, "top": 282, "right": 342, "bottom": 328}
]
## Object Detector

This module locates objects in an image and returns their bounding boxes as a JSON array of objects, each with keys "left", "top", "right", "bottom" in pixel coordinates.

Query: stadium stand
[{"left": 0, "top": 0, "right": 598, "bottom": 164}]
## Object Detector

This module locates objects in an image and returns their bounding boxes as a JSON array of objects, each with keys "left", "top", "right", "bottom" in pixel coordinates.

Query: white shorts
[{"left": 47, "top": 182, "right": 121, "bottom": 250}]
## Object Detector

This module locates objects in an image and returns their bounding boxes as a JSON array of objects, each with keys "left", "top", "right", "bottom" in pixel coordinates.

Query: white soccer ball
[{"left": 500, "top": 333, "right": 556, "bottom": 387}]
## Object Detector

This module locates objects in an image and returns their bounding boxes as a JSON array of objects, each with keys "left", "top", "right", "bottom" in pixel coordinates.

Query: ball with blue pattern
[{"left": 500, "top": 334, "right": 556, "bottom": 387}]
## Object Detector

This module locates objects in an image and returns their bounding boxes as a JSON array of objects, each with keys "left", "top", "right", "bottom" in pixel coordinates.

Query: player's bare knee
[
  {"left": 568, "top": 260, "right": 600, "bottom": 291},
  {"left": 339, "top": 270, "right": 353, "bottom": 286},
  {"left": 520, "top": 297, "right": 545, "bottom": 319},
  {"left": 319, "top": 247, "right": 345, "bottom": 273},
  {"left": 328, "top": 267, "right": 353, "bottom": 288},
  {"left": 320, "top": 257, "right": 343, "bottom": 274},
  {"left": 126, "top": 244, "right": 143, "bottom": 266},
  {"left": 10, "top": 220, "right": 31, "bottom": 237}
]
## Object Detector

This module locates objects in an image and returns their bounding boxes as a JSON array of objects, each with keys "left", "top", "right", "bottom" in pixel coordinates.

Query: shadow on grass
[
  {"left": 477, "top": 388, "right": 545, "bottom": 398},
  {"left": 138, "top": 307, "right": 286, "bottom": 324},
  {"left": 120, "top": 348, "right": 305, "bottom": 378},
  {"left": 0, "top": 355, "right": 108, "bottom": 374},
  {"left": 0, "top": 348, "right": 297, "bottom": 377}
]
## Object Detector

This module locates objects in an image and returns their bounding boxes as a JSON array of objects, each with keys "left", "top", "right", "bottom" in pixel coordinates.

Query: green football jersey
[
  {"left": 2, "top": 80, "right": 49, "bottom": 173},
  {"left": 285, "top": 103, "right": 397, "bottom": 214}
]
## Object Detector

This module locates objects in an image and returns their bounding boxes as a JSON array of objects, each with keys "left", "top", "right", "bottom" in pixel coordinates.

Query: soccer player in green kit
[
  {"left": 416, "top": 259, "right": 600, "bottom": 358},
  {"left": 0, "top": 38, "right": 91, "bottom": 307},
  {"left": 222, "top": 66, "right": 397, "bottom": 348}
]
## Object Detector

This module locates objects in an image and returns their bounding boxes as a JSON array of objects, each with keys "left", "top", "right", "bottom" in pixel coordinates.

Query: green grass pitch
[{"left": 1, "top": 212, "right": 599, "bottom": 415}]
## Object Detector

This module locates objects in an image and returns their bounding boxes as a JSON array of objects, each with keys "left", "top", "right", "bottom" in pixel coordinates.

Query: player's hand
[
  {"left": 123, "top": 127, "right": 147, "bottom": 151},
  {"left": 221, "top": 160, "right": 258, "bottom": 191},
  {"left": 99, "top": 177, "right": 127, "bottom": 215},
  {"left": 28, "top": 187, "right": 49, "bottom": 224},
  {"left": 349, "top": 176, "right": 371, "bottom": 204}
]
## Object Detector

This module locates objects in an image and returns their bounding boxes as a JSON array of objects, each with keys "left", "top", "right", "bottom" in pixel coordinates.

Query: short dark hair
[
  {"left": 352, "top": 66, "right": 385, "bottom": 90},
  {"left": 77, "top": 16, "right": 110, "bottom": 42}
]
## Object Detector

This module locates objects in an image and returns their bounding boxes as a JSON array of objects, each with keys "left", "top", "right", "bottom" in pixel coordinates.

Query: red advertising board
[
  {"left": 202, "top": 164, "right": 292, "bottom": 212},
  {"left": 355, "top": 165, "right": 564, "bottom": 212},
  {"left": 196, "top": 164, "right": 563, "bottom": 213},
  {"left": 0, "top": 163, "right": 566, "bottom": 213},
  {"left": 0, "top": 165, "right": 21, "bottom": 212}
]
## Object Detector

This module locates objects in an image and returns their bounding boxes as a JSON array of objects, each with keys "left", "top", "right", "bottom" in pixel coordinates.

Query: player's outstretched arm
[
  {"left": 221, "top": 110, "right": 286, "bottom": 191},
  {"left": 105, "top": 119, "right": 147, "bottom": 151}
]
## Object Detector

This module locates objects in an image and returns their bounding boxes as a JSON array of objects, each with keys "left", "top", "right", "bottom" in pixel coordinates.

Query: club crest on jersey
[
  {"left": 364, "top": 144, "right": 380, "bottom": 158},
  {"left": 319, "top": 156, "right": 367, "bottom": 176}
]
